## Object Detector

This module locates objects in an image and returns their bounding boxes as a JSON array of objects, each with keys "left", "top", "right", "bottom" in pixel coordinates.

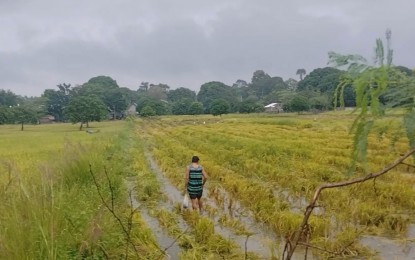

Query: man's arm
[
  {"left": 202, "top": 168, "right": 208, "bottom": 186},
  {"left": 184, "top": 166, "right": 190, "bottom": 193}
]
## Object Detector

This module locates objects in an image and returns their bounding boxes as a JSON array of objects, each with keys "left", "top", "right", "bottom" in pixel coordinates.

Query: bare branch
[
  {"left": 88, "top": 164, "right": 139, "bottom": 258},
  {"left": 284, "top": 147, "right": 415, "bottom": 259}
]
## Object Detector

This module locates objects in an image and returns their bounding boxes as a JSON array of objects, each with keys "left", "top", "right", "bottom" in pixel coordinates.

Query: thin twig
[
  {"left": 373, "top": 177, "right": 378, "bottom": 195},
  {"left": 89, "top": 164, "right": 139, "bottom": 258},
  {"left": 297, "top": 242, "right": 337, "bottom": 255},
  {"left": 244, "top": 234, "right": 252, "bottom": 260},
  {"left": 284, "top": 147, "right": 415, "bottom": 260},
  {"left": 400, "top": 162, "right": 415, "bottom": 169}
]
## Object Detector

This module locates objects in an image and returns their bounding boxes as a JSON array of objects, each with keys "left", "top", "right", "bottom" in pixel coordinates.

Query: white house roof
[{"left": 264, "top": 103, "right": 278, "bottom": 108}]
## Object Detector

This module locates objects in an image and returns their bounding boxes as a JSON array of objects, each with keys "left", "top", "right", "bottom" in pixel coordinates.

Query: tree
[
  {"left": 138, "top": 82, "right": 149, "bottom": 92},
  {"left": 210, "top": 99, "right": 230, "bottom": 116},
  {"left": 188, "top": 102, "right": 204, "bottom": 115},
  {"left": 285, "top": 78, "right": 299, "bottom": 91},
  {"left": 167, "top": 87, "right": 196, "bottom": 103},
  {"left": 0, "top": 89, "right": 19, "bottom": 107},
  {"left": 285, "top": 29, "right": 411, "bottom": 260},
  {"left": 42, "top": 83, "right": 71, "bottom": 122},
  {"left": 249, "top": 70, "right": 288, "bottom": 99},
  {"left": 140, "top": 106, "right": 156, "bottom": 117},
  {"left": 197, "top": 82, "right": 238, "bottom": 113},
  {"left": 287, "top": 95, "right": 310, "bottom": 112},
  {"left": 72, "top": 76, "right": 130, "bottom": 119},
  {"left": 297, "top": 67, "right": 353, "bottom": 109},
  {"left": 103, "top": 88, "right": 128, "bottom": 120},
  {"left": 64, "top": 95, "right": 107, "bottom": 130},
  {"left": 11, "top": 106, "right": 38, "bottom": 131},
  {"left": 0, "top": 107, "right": 13, "bottom": 124},
  {"left": 136, "top": 96, "right": 168, "bottom": 116},
  {"left": 394, "top": 65, "right": 414, "bottom": 77},
  {"left": 86, "top": 76, "right": 119, "bottom": 89},
  {"left": 251, "top": 70, "right": 271, "bottom": 84},
  {"left": 147, "top": 84, "right": 168, "bottom": 101},
  {"left": 171, "top": 98, "right": 192, "bottom": 115},
  {"left": 296, "top": 69, "right": 306, "bottom": 80},
  {"left": 239, "top": 99, "right": 265, "bottom": 113},
  {"left": 232, "top": 79, "right": 248, "bottom": 88}
]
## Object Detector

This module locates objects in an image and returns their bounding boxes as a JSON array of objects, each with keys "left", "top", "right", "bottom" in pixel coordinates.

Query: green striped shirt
[{"left": 187, "top": 164, "right": 203, "bottom": 195}]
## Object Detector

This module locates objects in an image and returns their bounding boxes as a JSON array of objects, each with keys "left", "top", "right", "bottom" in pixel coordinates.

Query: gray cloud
[{"left": 0, "top": 0, "right": 413, "bottom": 96}]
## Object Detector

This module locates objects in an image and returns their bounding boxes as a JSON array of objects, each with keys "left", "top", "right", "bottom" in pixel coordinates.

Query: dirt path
[
  {"left": 125, "top": 177, "right": 181, "bottom": 259},
  {"left": 145, "top": 151, "right": 305, "bottom": 259}
]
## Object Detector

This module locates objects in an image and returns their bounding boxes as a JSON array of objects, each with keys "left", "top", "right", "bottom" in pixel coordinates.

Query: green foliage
[
  {"left": 64, "top": 95, "right": 107, "bottom": 129},
  {"left": 197, "top": 81, "right": 238, "bottom": 113},
  {"left": 0, "top": 121, "right": 155, "bottom": 259},
  {"left": 296, "top": 68, "right": 306, "bottom": 80},
  {"left": 167, "top": 87, "right": 196, "bottom": 102},
  {"left": 147, "top": 84, "right": 169, "bottom": 100},
  {"left": 10, "top": 105, "right": 39, "bottom": 130},
  {"left": 188, "top": 102, "right": 204, "bottom": 115},
  {"left": 287, "top": 95, "right": 310, "bottom": 112},
  {"left": 136, "top": 95, "right": 168, "bottom": 115},
  {"left": 250, "top": 70, "right": 288, "bottom": 99},
  {"left": 239, "top": 99, "right": 264, "bottom": 113},
  {"left": 140, "top": 105, "right": 156, "bottom": 117},
  {"left": 210, "top": 99, "right": 230, "bottom": 116},
  {"left": 395, "top": 65, "right": 414, "bottom": 77},
  {"left": 86, "top": 75, "right": 119, "bottom": 89},
  {"left": 0, "top": 106, "right": 13, "bottom": 124},
  {"left": 329, "top": 29, "right": 415, "bottom": 172},
  {"left": 72, "top": 76, "right": 128, "bottom": 117},
  {"left": 0, "top": 89, "right": 19, "bottom": 107},
  {"left": 42, "top": 83, "right": 71, "bottom": 122},
  {"left": 171, "top": 98, "right": 192, "bottom": 115}
]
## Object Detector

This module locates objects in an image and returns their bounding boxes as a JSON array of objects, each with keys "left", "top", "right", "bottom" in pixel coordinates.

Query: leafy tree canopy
[
  {"left": 239, "top": 99, "right": 265, "bottom": 113},
  {"left": 210, "top": 99, "right": 230, "bottom": 116},
  {"left": 136, "top": 95, "right": 169, "bottom": 116},
  {"left": 167, "top": 87, "right": 196, "bottom": 103},
  {"left": 197, "top": 81, "right": 238, "bottom": 113},
  {"left": 171, "top": 98, "right": 193, "bottom": 115},
  {"left": 287, "top": 95, "right": 310, "bottom": 112},
  {"left": 42, "top": 83, "right": 71, "bottom": 122},
  {"left": 64, "top": 95, "right": 107, "bottom": 130},
  {"left": 147, "top": 84, "right": 169, "bottom": 101},
  {"left": 0, "top": 89, "right": 19, "bottom": 107},
  {"left": 249, "top": 70, "right": 289, "bottom": 99},
  {"left": 296, "top": 68, "right": 306, "bottom": 80},
  {"left": 297, "top": 67, "right": 344, "bottom": 92},
  {"left": 140, "top": 105, "right": 156, "bottom": 117},
  {"left": 394, "top": 65, "right": 414, "bottom": 77},
  {"left": 86, "top": 76, "right": 119, "bottom": 89},
  {"left": 188, "top": 102, "right": 204, "bottom": 115}
]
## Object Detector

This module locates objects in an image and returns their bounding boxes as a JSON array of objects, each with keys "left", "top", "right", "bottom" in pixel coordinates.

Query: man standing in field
[{"left": 184, "top": 156, "right": 208, "bottom": 213}]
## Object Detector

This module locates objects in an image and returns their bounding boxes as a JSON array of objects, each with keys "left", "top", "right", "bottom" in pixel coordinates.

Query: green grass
[{"left": 0, "top": 120, "right": 161, "bottom": 259}]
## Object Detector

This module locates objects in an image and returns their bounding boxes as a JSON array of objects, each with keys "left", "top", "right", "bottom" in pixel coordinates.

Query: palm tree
[{"left": 296, "top": 69, "right": 306, "bottom": 81}]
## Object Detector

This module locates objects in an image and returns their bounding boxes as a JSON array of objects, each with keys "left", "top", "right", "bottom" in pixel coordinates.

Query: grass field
[{"left": 0, "top": 112, "right": 414, "bottom": 259}]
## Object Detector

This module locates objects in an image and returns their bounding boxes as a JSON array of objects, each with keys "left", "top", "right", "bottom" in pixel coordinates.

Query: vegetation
[
  {"left": 0, "top": 121, "right": 162, "bottom": 258},
  {"left": 1, "top": 28, "right": 415, "bottom": 259}
]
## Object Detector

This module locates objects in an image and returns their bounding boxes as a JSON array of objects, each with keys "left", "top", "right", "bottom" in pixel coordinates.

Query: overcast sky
[{"left": 0, "top": 0, "right": 413, "bottom": 96}]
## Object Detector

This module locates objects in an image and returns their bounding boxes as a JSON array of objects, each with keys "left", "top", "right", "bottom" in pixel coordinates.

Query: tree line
[{"left": 1, "top": 60, "right": 414, "bottom": 129}]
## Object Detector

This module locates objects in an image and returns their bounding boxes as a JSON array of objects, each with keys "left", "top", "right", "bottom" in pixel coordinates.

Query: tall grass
[
  {"left": 139, "top": 112, "right": 415, "bottom": 258},
  {"left": 0, "top": 121, "right": 159, "bottom": 259}
]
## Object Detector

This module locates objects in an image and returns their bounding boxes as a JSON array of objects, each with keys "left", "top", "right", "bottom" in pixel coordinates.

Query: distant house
[
  {"left": 39, "top": 115, "right": 55, "bottom": 124},
  {"left": 264, "top": 103, "right": 283, "bottom": 113},
  {"left": 125, "top": 103, "right": 138, "bottom": 116}
]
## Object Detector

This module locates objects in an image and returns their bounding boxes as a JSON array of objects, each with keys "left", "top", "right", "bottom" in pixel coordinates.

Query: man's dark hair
[{"left": 192, "top": 156, "right": 199, "bottom": 163}]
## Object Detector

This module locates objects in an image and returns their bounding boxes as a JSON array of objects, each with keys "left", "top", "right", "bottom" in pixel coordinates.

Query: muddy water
[
  {"left": 360, "top": 224, "right": 415, "bottom": 260},
  {"left": 205, "top": 186, "right": 315, "bottom": 260},
  {"left": 145, "top": 153, "right": 283, "bottom": 258},
  {"left": 124, "top": 177, "right": 180, "bottom": 259}
]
